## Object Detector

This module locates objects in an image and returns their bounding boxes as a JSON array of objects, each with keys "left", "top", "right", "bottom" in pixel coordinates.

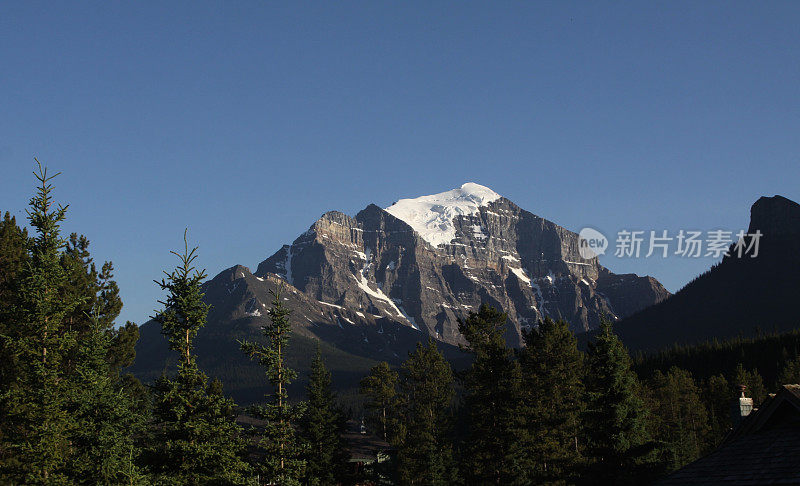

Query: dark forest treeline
[
  {"left": 633, "top": 328, "right": 800, "bottom": 388},
  {"left": 2, "top": 164, "right": 798, "bottom": 485}
]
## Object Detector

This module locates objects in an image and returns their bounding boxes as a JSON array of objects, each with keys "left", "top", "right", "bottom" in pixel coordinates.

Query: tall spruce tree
[
  {"left": 397, "top": 338, "right": 456, "bottom": 486},
  {"left": 1, "top": 162, "right": 144, "bottom": 484},
  {"left": 458, "top": 304, "right": 526, "bottom": 485},
  {"left": 519, "top": 317, "right": 585, "bottom": 485},
  {"left": 147, "top": 232, "right": 251, "bottom": 485},
  {"left": 0, "top": 163, "right": 79, "bottom": 483},
  {"left": 646, "top": 367, "right": 709, "bottom": 472},
  {"left": 583, "top": 317, "right": 655, "bottom": 485},
  {"left": 240, "top": 287, "right": 306, "bottom": 485},
  {"left": 360, "top": 361, "right": 401, "bottom": 445},
  {"left": 299, "top": 346, "right": 347, "bottom": 486}
]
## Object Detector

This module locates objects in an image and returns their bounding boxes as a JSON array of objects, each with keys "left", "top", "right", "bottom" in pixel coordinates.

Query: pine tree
[
  {"left": 300, "top": 346, "right": 347, "bottom": 486},
  {"left": 147, "top": 232, "right": 251, "bottom": 484},
  {"left": 240, "top": 286, "right": 306, "bottom": 485},
  {"left": 397, "top": 338, "right": 456, "bottom": 486},
  {"left": 0, "top": 163, "right": 80, "bottom": 483},
  {"left": 0, "top": 211, "right": 29, "bottom": 453},
  {"left": 58, "top": 234, "right": 145, "bottom": 483},
  {"left": 0, "top": 163, "right": 147, "bottom": 483},
  {"left": 732, "top": 363, "right": 766, "bottom": 407},
  {"left": 647, "top": 367, "right": 709, "bottom": 472},
  {"left": 0, "top": 211, "right": 28, "bottom": 306},
  {"left": 360, "top": 361, "right": 401, "bottom": 445},
  {"left": 457, "top": 304, "right": 525, "bottom": 485},
  {"left": 703, "top": 374, "right": 732, "bottom": 447},
  {"left": 519, "top": 316, "right": 585, "bottom": 484},
  {"left": 61, "top": 233, "right": 122, "bottom": 335},
  {"left": 778, "top": 356, "right": 800, "bottom": 385},
  {"left": 583, "top": 317, "right": 654, "bottom": 485},
  {"left": 63, "top": 312, "right": 147, "bottom": 484}
]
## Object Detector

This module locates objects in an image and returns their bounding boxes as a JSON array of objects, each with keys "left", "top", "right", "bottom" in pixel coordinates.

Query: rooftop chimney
[{"left": 731, "top": 384, "right": 754, "bottom": 424}]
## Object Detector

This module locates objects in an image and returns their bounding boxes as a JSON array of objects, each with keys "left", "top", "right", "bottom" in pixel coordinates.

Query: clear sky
[{"left": 2, "top": 2, "right": 799, "bottom": 326}]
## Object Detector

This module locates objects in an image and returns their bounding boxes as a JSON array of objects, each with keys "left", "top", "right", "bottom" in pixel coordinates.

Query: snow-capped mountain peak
[{"left": 385, "top": 182, "right": 502, "bottom": 247}]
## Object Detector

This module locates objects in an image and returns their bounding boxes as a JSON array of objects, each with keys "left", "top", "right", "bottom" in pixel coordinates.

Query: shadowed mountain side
[{"left": 580, "top": 195, "right": 800, "bottom": 352}]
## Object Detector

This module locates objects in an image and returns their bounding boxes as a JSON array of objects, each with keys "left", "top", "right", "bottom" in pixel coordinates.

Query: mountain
[
  {"left": 131, "top": 183, "right": 668, "bottom": 402},
  {"left": 256, "top": 183, "right": 668, "bottom": 345},
  {"left": 608, "top": 195, "right": 800, "bottom": 351}
]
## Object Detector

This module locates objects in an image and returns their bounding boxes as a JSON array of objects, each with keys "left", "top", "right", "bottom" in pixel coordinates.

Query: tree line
[
  {"left": 0, "top": 164, "right": 351, "bottom": 484},
  {"left": 2, "top": 164, "right": 798, "bottom": 485}
]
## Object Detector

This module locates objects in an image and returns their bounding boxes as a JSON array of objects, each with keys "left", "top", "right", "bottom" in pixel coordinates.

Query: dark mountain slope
[{"left": 607, "top": 195, "right": 800, "bottom": 351}]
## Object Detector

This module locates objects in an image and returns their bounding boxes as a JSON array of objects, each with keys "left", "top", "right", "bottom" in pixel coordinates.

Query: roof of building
[{"left": 659, "top": 385, "right": 800, "bottom": 485}]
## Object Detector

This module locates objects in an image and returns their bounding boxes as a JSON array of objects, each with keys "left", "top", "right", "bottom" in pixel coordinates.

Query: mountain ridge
[
  {"left": 254, "top": 183, "right": 669, "bottom": 346},
  {"left": 131, "top": 183, "right": 670, "bottom": 402}
]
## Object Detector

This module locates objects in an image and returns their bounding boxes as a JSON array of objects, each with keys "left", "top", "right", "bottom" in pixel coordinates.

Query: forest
[{"left": 2, "top": 165, "right": 799, "bottom": 485}]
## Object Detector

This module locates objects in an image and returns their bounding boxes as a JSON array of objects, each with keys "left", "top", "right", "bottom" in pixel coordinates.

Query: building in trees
[{"left": 660, "top": 384, "right": 800, "bottom": 484}]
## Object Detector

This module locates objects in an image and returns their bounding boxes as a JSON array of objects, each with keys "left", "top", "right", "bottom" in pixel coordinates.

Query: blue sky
[{"left": 2, "top": 2, "right": 799, "bottom": 326}]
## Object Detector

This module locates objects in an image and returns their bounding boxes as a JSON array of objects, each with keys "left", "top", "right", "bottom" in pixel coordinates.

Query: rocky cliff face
[
  {"left": 748, "top": 195, "right": 800, "bottom": 238},
  {"left": 254, "top": 183, "right": 669, "bottom": 348}
]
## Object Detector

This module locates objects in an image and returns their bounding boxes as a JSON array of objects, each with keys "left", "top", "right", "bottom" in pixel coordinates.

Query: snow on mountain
[{"left": 385, "top": 182, "right": 502, "bottom": 247}]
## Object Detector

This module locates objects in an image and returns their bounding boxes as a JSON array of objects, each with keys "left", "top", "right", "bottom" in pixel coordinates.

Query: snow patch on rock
[
  {"left": 385, "top": 182, "right": 501, "bottom": 247},
  {"left": 510, "top": 267, "right": 531, "bottom": 286}
]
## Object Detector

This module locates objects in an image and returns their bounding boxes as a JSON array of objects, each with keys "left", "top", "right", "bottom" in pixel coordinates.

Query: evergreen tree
[
  {"left": 61, "top": 233, "right": 122, "bottom": 335},
  {"left": 300, "top": 346, "right": 347, "bottom": 486},
  {"left": 583, "top": 317, "right": 654, "bottom": 485},
  {"left": 519, "top": 316, "right": 585, "bottom": 484},
  {"left": 457, "top": 304, "right": 526, "bottom": 485},
  {"left": 109, "top": 321, "right": 141, "bottom": 374},
  {"left": 703, "top": 374, "right": 732, "bottom": 447},
  {"left": 397, "top": 338, "right": 456, "bottom": 486},
  {"left": 0, "top": 211, "right": 29, "bottom": 451},
  {"left": 731, "top": 363, "right": 766, "bottom": 407},
  {"left": 240, "top": 287, "right": 306, "bottom": 485},
  {"left": 647, "top": 367, "right": 709, "bottom": 472},
  {"left": 778, "top": 356, "right": 800, "bottom": 385},
  {"left": 0, "top": 211, "right": 28, "bottom": 306},
  {"left": 64, "top": 312, "right": 147, "bottom": 484},
  {"left": 147, "top": 232, "right": 251, "bottom": 484},
  {"left": 360, "top": 361, "right": 401, "bottom": 445},
  {"left": 58, "top": 234, "right": 145, "bottom": 483},
  {"left": 0, "top": 163, "right": 146, "bottom": 484},
  {"left": 0, "top": 162, "right": 79, "bottom": 483}
]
